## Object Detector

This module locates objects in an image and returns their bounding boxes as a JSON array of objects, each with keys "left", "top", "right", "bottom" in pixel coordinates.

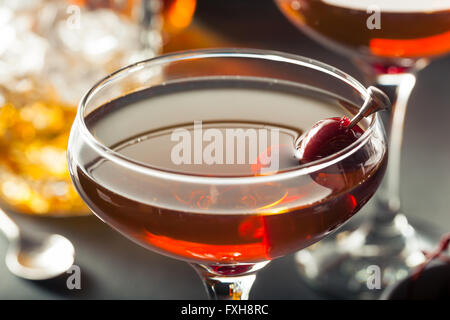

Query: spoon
[
  {"left": 347, "top": 86, "right": 391, "bottom": 129},
  {"left": 0, "top": 207, "right": 75, "bottom": 280}
]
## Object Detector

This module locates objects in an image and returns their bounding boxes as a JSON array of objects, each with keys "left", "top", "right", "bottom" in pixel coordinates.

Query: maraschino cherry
[
  {"left": 297, "top": 116, "right": 363, "bottom": 164},
  {"left": 297, "top": 86, "right": 390, "bottom": 165}
]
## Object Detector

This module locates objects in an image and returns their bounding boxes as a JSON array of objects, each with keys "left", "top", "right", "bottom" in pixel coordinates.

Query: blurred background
[{"left": 0, "top": 0, "right": 449, "bottom": 299}]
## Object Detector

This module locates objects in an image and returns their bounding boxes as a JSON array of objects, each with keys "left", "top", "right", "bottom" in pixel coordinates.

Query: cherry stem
[{"left": 347, "top": 86, "right": 391, "bottom": 130}]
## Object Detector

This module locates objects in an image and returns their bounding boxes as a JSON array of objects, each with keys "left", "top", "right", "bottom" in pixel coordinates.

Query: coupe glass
[
  {"left": 67, "top": 49, "right": 388, "bottom": 299},
  {"left": 275, "top": 0, "right": 450, "bottom": 298}
]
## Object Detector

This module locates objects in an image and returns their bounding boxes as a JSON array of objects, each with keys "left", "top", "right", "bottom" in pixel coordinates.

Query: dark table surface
[{"left": 1, "top": 0, "right": 449, "bottom": 299}]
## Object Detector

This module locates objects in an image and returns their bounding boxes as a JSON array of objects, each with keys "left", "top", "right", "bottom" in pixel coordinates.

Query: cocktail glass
[
  {"left": 67, "top": 49, "right": 388, "bottom": 299},
  {"left": 275, "top": 0, "right": 450, "bottom": 298}
]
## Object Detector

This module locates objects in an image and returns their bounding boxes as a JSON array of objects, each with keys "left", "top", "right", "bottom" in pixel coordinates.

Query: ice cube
[
  {"left": 56, "top": 9, "right": 141, "bottom": 64},
  {"left": 1, "top": 0, "right": 158, "bottom": 105}
]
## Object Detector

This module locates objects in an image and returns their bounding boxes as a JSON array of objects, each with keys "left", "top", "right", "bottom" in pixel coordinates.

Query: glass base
[{"left": 295, "top": 215, "right": 442, "bottom": 300}]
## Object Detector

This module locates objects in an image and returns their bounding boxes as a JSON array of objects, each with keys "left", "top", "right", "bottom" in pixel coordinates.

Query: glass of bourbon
[{"left": 0, "top": 0, "right": 195, "bottom": 215}]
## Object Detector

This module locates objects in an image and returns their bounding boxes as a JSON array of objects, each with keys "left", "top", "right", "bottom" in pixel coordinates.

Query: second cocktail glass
[{"left": 275, "top": 0, "right": 450, "bottom": 298}]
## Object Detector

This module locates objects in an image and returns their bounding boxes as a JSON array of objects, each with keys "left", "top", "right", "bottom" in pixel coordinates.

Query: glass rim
[{"left": 76, "top": 48, "right": 384, "bottom": 184}]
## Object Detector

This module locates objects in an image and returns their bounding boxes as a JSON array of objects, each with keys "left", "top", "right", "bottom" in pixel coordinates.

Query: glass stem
[
  {"left": 139, "top": 0, "right": 162, "bottom": 53},
  {"left": 191, "top": 262, "right": 268, "bottom": 300},
  {"left": 371, "top": 72, "right": 416, "bottom": 224}
]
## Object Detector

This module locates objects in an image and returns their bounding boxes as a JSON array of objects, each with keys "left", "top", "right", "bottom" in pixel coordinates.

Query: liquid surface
[{"left": 87, "top": 81, "right": 352, "bottom": 176}]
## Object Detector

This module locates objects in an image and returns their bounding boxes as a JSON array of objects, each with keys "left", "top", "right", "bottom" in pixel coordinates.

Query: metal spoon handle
[
  {"left": 348, "top": 86, "right": 391, "bottom": 129},
  {"left": 0, "top": 208, "right": 20, "bottom": 241}
]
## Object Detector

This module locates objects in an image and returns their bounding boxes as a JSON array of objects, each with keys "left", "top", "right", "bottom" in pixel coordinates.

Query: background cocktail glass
[
  {"left": 67, "top": 49, "right": 388, "bottom": 299},
  {"left": 275, "top": 0, "right": 450, "bottom": 298}
]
